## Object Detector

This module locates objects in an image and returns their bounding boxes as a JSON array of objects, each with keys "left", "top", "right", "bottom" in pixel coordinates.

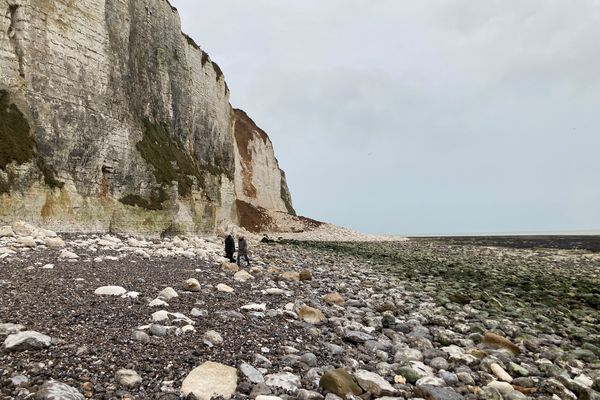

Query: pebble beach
[{"left": 1, "top": 222, "right": 599, "bottom": 400}]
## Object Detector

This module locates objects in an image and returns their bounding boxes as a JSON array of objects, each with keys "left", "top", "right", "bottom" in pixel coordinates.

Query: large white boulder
[
  {"left": 181, "top": 362, "right": 237, "bottom": 400},
  {"left": 94, "top": 286, "right": 127, "bottom": 296},
  {"left": 4, "top": 331, "right": 51, "bottom": 351}
]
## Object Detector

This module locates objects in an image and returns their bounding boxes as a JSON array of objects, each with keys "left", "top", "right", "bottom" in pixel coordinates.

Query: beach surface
[{"left": 1, "top": 225, "right": 599, "bottom": 399}]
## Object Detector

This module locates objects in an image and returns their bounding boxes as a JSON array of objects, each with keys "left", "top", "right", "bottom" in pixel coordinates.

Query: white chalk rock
[
  {"left": 181, "top": 361, "right": 238, "bottom": 400},
  {"left": 234, "top": 270, "right": 254, "bottom": 282},
  {"left": 149, "top": 298, "right": 169, "bottom": 307},
  {"left": 216, "top": 284, "right": 234, "bottom": 293},
  {"left": 158, "top": 287, "right": 179, "bottom": 300},
  {"left": 241, "top": 303, "right": 267, "bottom": 312},
  {"left": 94, "top": 286, "right": 127, "bottom": 296},
  {"left": 115, "top": 369, "right": 142, "bottom": 387},
  {"left": 37, "top": 381, "right": 84, "bottom": 400},
  {"left": 152, "top": 310, "right": 170, "bottom": 323},
  {"left": 183, "top": 278, "right": 201, "bottom": 292},
  {"left": 59, "top": 250, "right": 79, "bottom": 259},
  {"left": 17, "top": 237, "right": 36, "bottom": 247},
  {"left": 4, "top": 331, "right": 51, "bottom": 351},
  {"left": 44, "top": 237, "right": 65, "bottom": 249},
  {"left": 490, "top": 363, "right": 513, "bottom": 383},
  {"left": 11, "top": 221, "right": 34, "bottom": 237},
  {"left": 354, "top": 369, "right": 397, "bottom": 396},
  {"left": 0, "top": 226, "right": 15, "bottom": 237}
]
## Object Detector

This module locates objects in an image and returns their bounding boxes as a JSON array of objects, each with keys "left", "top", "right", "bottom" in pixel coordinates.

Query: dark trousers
[
  {"left": 226, "top": 252, "right": 235, "bottom": 263},
  {"left": 237, "top": 254, "right": 250, "bottom": 266}
]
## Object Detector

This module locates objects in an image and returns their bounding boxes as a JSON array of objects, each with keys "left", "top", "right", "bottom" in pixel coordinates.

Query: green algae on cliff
[
  {"left": 136, "top": 119, "right": 230, "bottom": 198},
  {"left": 137, "top": 119, "right": 201, "bottom": 197},
  {"left": 0, "top": 90, "right": 35, "bottom": 169},
  {"left": 0, "top": 90, "right": 64, "bottom": 191}
]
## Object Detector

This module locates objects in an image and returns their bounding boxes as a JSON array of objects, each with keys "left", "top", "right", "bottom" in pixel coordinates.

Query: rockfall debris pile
[{"left": 1, "top": 221, "right": 599, "bottom": 400}]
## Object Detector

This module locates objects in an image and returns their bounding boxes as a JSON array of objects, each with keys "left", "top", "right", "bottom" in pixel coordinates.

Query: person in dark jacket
[
  {"left": 237, "top": 236, "right": 250, "bottom": 267},
  {"left": 224, "top": 234, "right": 235, "bottom": 263}
]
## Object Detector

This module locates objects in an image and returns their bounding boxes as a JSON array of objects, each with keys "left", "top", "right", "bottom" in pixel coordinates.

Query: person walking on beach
[
  {"left": 224, "top": 234, "right": 235, "bottom": 263},
  {"left": 237, "top": 236, "right": 251, "bottom": 267}
]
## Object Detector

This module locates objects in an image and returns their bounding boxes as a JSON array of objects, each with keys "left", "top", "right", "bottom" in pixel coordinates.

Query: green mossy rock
[{"left": 395, "top": 367, "right": 421, "bottom": 384}]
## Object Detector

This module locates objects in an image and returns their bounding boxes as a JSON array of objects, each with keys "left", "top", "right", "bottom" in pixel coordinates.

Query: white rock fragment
[
  {"left": 263, "top": 288, "right": 286, "bottom": 295},
  {"left": 17, "top": 237, "right": 37, "bottom": 247},
  {"left": 181, "top": 361, "right": 237, "bottom": 400},
  {"left": 264, "top": 372, "right": 302, "bottom": 393},
  {"left": 240, "top": 362, "right": 264, "bottom": 384},
  {"left": 182, "top": 325, "right": 196, "bottom": 333},
  {"left": 59, "top": 249, "right": 79, "bottom": 259},
  {"left": 115, "top": 369, "right": 142, "bottom": 387},
  {"left": 37, "top": 381, "right": 84, "bottom": 400},
  {"left": 4, "top": 331, "right": 51, "bottom": 351},
  {"left": 216, "top": 284, "right": 234, "bottom": 293},
  {"left": 94, "top": 286, "right": 127, "bottom": 296},
  {"left": 490, "top": 363, "right": 513, "bottom": 383},
  {"left": 183, "top": 278, "right": 201, "bottom": 292},
  {"left": 241, "top": 303, "right": 267, "bottom": 312},
  {"left": 233, "top": 270, "right": 254, "bottom": 282},
  {"left": 149, "top": 298, "right": 169, "bottom": 307},
  {"left": 152, "top": 310, "right": 170, "bottom": 323},
  {"left": 44, "top": 237, "right": 65, "bottom": 249},
  {"left": 11, "top": 221, "right": 33, "bottom": 237},
  {"left": 485, "top": 381, "right": 515, "bottom": 396},
  {"left": 203, "top": 330, "right": 224, "bottom": 346},
  {"left": 0, "top": 323, "right": 25, "bottom": 336},
  {"left": 354, "top": 370, "right": 397, "bottom": 396},
  {"left": 134, "top": 249, "right": 150, "bottom": 258},
  {"left": 0, "top": 226, "right": 15, "bottom": 237},
  {"left": 158, "top": 287, "right": 179, "bottom": 300},
  {"left": 0, "top": 247, "right": 16, "bottom": 257},
  {"left": 574, "top": 374, "right": 594, "bottom": 388}
]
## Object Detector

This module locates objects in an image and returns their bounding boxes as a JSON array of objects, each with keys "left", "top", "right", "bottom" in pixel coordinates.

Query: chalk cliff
[{"left": 0, "top": 0, "right": 294, "bottom": 234}]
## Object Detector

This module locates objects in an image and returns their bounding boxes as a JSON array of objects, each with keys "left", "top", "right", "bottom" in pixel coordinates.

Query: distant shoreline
[
  {"left": 408, "top": 235, "right": 600, "bottom": 253},
  {"left": 405, "top": 231, "right": 600, "bottom": 237}
]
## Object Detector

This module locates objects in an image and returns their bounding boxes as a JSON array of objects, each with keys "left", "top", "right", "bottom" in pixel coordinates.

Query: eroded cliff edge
[{"left": 0, "top": 0, "right": 295, "bottom": 234}]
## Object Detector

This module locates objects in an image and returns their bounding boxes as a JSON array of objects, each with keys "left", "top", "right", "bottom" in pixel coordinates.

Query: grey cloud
[{"left": 171, "top": 0, "right": 600, "bottom": 234}]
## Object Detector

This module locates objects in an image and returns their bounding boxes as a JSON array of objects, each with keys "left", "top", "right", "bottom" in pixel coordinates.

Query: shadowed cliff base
[{"left": 235, "top": 199, "right": 274, "bottom": 233}]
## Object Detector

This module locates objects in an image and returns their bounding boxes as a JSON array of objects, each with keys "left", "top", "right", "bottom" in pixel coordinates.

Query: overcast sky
[{"left": 170, "top": 0, "right": 600, "bottom": 235}]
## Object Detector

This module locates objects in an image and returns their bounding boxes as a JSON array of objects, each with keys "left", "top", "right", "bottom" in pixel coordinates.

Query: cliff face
[
  {"left": 233, "top": 109, "right": 294, "bottom": 214},
  {"left": 0, "top": 0, "right": 293, "bottom": 234}
]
